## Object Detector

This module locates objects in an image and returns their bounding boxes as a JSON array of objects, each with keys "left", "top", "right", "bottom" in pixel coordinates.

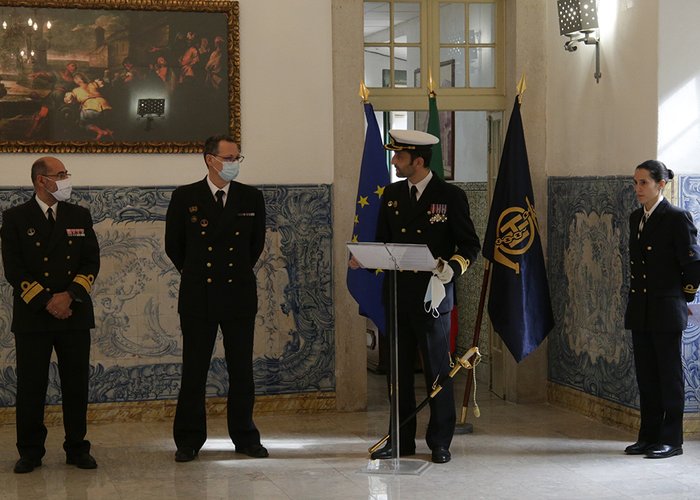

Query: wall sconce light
[
  {"left": 137, "top": 98, "right": 166, "bottom": 131},
  {"left": 557, "top": 0, "right": 601, "bottom": 83}
]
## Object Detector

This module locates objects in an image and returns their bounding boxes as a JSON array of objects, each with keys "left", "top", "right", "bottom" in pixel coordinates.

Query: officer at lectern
[{"left": 353, "top": 129, "right": 480, "bottom": 463}]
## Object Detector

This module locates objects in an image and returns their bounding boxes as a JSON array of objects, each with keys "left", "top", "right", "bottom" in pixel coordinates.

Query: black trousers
[
  {"left": 173, "top": 314, "right": 260, "bottom": 452},
  {"left": 632, "top": 329, "right": 684, "bottom": 446},
  {"left": 14, "top": 329, "right": 91, "bottom": 460},
  {"left": 386, "top": 308, "right": 455, "bottom": 451}
]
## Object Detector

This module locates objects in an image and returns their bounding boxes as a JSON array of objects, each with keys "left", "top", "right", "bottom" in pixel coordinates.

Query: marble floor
[{"left": 2, "top": 372, "right": 700, "bottom": 500}]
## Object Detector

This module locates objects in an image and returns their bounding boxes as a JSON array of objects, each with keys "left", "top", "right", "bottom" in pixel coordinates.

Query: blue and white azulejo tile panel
[
  {"left": 0, "top": 185, "right": 334, "bottom": 406},
  {"left": 679, "top": 175, "right": 700, "bottom": 412},
  {"left": 548, "top": 176, "right": 640, "bottom": 408},
  {"left": 549, "top": 175, "right": 700, "bottom": 412}
]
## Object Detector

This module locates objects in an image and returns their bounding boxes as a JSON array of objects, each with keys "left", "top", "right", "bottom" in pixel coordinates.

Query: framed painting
[
  {"left": 0, "top": 0, "right": 239, "bottom": 153},
  {"left": 414, "top": 59, "right": 455, "bottom": 180}
]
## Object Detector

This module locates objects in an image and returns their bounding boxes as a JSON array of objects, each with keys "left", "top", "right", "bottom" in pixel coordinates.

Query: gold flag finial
[
  {"left": 359, "top": 81, "right": 370, "bottom": 103},
  {"left": 516, "top": 73, "right": 527, "bottom": 104},
  {"left": 428, "top": 67, "right": 435, "bottom": 96}
]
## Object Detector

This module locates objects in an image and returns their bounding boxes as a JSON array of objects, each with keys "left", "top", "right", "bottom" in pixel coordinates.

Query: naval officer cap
[{"left": 384, "top": 129, "right": 439, "bottom": 152}]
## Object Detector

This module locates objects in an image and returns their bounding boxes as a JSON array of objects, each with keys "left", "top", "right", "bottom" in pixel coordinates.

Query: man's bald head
[{"left": 31, "top": 157, "right": 65, "bottom": 186}]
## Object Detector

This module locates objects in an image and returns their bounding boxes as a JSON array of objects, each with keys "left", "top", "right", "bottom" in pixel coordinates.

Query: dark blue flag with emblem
[
  {"left": 347, "top": 102, "right": 390, "bottom": 334},
  {"left": 482, "top": 97, "right": 554, "bottom": 362}
]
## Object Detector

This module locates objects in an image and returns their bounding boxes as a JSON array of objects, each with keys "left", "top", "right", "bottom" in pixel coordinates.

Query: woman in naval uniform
[{"left": 624, "top": 160, "right": 700, "bottom": 459}]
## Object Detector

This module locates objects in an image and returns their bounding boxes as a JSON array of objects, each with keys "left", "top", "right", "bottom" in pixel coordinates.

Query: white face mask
[
  {"left": 51, "top": 178, "right": 72, "bottom": 202},
  {"left": 424, "top": 275, "right": 446, "bottom": 318}
]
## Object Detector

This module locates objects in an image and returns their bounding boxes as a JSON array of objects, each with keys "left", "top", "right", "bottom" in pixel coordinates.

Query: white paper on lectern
[
  {"left": 347, "top": 242, "right": 435, "bottom": 272},
  {"left": 385, "top": 243, "right": 436, "bottom": 271}
]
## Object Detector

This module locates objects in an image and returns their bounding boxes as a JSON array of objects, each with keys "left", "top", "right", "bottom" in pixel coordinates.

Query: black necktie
[
  {"left": 47, "top": 207, "right": 55, "bottom": 231},
  {"left": 637, "top": 213, "right": 648, "bottom": 240},
  {"left": 215, "top": 190, "right": 225, "bottom": 211},
  {"left": 410, "top": 185, "right": 418, "bottom": 207}
]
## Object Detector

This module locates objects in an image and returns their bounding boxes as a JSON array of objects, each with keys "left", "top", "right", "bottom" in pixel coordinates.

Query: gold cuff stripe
[
  {"left": 20, "top": 281, "right": 44, "bottom": 304},
  {"left": 73, "top": 274, "right": 92, "bottom": 293},
  {"left": 450, "top": 255, "right": 470, "bottom": 275},
  {"left": 684, "top": 284, "right": 698, "bottom": 294}
]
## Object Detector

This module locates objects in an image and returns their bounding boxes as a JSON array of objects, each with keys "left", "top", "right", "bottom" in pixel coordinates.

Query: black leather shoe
[
  {"left": 431, "top": 446, "right": 451, "bottom": 464},
  {"left": 13, "top": 457, "right": 41, "bottom": 474},
  {"left": 624, "top": 441, "right": 654, "bottom": 455},
  {"left": 236, "top": 444, "right": 269, "bottom": 458},
  {"left": 66, "top": 452, "right": 98, "bottom": 469},
  {"left": 174, "top": 448, "right": 198, "bottom": 462},
  {"left": 645, "top": 444, "right": 683, "bottom": 459},
  {"left": 370, "top": 444, "right": 416, "bottom": 460}
]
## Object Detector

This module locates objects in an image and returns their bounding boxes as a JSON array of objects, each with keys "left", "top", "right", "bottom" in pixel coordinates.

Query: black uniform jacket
[
  {"left": 624, "top": 198, "right": 700, "bottom": 333},
  {"left": 376, "top": 174, "right": 481, "bottom": 313},
  {"left": 0, "top": 198, "right": 99, "bottom": 333},
  {"left": 165, "top": 177, "right": 266, "bottom": 320}
]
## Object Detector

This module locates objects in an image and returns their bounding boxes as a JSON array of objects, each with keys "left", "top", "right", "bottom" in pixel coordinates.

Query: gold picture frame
[{"left": 0, "top": 0, "right": 239, "bottom": 153}]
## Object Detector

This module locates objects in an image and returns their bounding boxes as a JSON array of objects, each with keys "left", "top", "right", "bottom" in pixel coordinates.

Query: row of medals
[{"left": 386, "top": 200, "right": 448, "bottom": 224}]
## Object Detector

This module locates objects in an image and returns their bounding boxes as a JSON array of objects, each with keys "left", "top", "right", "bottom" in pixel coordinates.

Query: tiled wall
[
  {"left": 453, "top": 182, "right": 489, "bottom": 360},
  {"left": 548, "top": 175, "right": 700, "bottom": 412},
  {"left": 0, "top": 185, "right": 334, "bottom": 407}
]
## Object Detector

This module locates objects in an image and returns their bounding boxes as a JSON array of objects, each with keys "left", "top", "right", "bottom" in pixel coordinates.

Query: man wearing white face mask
[
  {"left": 165, "top": 134, "right": 268, "bottom": 462},
  {"left": 1, "top": 157, "right": 100, "bottom": 473}
]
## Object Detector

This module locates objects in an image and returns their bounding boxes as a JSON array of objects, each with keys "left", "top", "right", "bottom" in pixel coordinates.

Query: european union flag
[
  {"left": 347, "top": 102, "right": 390, "bottom": 333},
  {"left": 482, "top": 97, "right": 554, "bottom": 362}
]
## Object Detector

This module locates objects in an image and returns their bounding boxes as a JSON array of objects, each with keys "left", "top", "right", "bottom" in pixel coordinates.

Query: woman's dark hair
[{"left": 636, "top": 159, "right": 674, "bottom": 183}]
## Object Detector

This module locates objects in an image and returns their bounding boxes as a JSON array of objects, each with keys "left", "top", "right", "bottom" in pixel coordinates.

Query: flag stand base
[
  {"left": 361, "top": 458, "right": 431, "bottom": 475},
  {"left": 454, "top": 422, "right": 474, "bottom": 435}
]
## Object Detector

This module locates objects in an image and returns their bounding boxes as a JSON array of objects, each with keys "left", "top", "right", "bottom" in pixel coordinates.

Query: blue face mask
[{"left": 218, "top": 160, "right": 240, "bottom": 182}]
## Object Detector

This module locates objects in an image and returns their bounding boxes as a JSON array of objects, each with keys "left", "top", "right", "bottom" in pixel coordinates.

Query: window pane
[
  {"left": 469, "top": 3, "right": 495, "bottom": 44},
  {"left": 469, "top": 47, "right": 495, "bottom": 87},
  {"left": 395, "top": 47, "right": 420, "bottom": 88},
  {"left": 364, "top": 2, "right": 390, "bottom": 43},
  {"left": 440, "top": 48, "right": 465, "bottom": 87},
  {"left": 414, "top": 58, "right": 457, "bottom": 89},
  {"left": 440, "top": 3, "right": 465, "bottom": 44},
  {"left": 437, "top": 59, "right": 457, "bottom": 88},
  {"left": 365, "top": 46, "right": 391, "bottom": 88},
  {"left": 453, "top": 111, "right": 489, "bottom": 181},
  {"left": 394, "top": 2, "right": 420, "bottom": 43},
  {"left": 386, "top": 110, "right": 409, "bottom": 182},
  {"left": 384, "top": 110, "right": 490, "bottom": 182}
]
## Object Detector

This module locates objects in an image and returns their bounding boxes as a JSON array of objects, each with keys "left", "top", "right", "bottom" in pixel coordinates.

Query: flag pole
[
  {"left": 516, "top": 73, "right": 527, "bottom": 104},
  {"left": 455, "top": 74, "right": 528, "bottom": 433},
  {"left": 426, "top": 70, "right": 445, "bottom": 179},
  {"left": 454, "top": 260, "right": 490, "bottom": 433},
  {"left": 359, "top": 81, "right": 370, "bottom": 103}
]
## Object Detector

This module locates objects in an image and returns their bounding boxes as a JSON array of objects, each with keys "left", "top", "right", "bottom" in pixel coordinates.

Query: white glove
[{"left": 433, "top": 257, "right": 454, "bottom": 284}]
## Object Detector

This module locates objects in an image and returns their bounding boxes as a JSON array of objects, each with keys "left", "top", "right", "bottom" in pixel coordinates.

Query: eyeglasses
[
  {"left": 43, "top": 172, "right": 71, "bottom": 180},
  {"left": 214, "top": 155, "right": 245, "bottom": 163}
]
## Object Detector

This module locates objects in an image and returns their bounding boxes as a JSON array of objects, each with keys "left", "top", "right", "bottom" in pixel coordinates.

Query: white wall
[
  {"left": 0, "top": 0, "right": 334, "bottom": 187},
  {"left": 658, "top": 0, "right": 700, "bottom": 173},
  {"left": 546, "top": 0, "right": 658, "bottom": 176}
]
